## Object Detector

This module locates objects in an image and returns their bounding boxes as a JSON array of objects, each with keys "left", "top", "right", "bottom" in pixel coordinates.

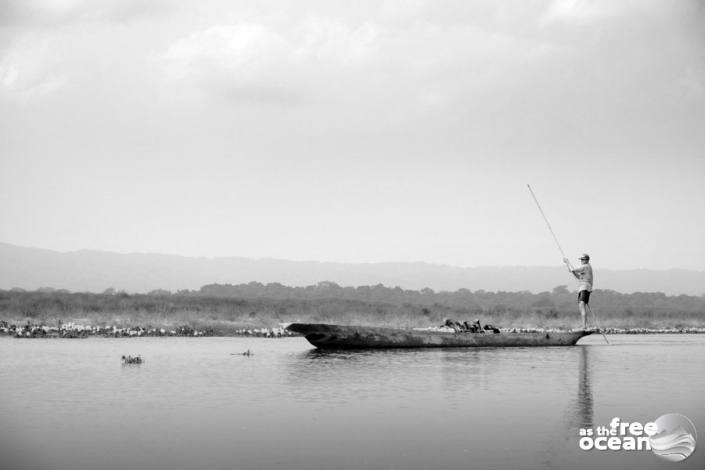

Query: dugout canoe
[{"left": 286, "top": 323, "right": 593, "bottom": 349}]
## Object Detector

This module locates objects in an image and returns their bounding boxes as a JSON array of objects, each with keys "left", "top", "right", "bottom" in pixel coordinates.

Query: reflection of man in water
[
  {"left": 577, "top": 346, "right": 593, "bottom": 428},
  {"left": 563, "top": 254, "right": 593, "bottom": 330}
]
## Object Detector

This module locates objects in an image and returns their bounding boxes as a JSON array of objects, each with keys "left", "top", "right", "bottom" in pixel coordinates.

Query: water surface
[{"left": 1, "top": 335, "right": 703, "bottom": 470}]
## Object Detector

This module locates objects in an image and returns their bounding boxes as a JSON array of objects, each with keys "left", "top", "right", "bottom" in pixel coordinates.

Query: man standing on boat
[{"left": 563, "top": 254, "right": 593, "bottom": 330}]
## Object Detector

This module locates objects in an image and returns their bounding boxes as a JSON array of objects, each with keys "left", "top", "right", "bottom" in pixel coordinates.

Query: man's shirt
[{"left": 572, "top": 263, "right": 593, "bottom": 292}]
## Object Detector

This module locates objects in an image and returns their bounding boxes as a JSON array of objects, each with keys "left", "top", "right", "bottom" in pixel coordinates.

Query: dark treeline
[
  {"left": 1, "top": 282, "right": 704, "bottom": 330},
  {"left": 196, "top": 282, "right": 705, "bottom": 316}
]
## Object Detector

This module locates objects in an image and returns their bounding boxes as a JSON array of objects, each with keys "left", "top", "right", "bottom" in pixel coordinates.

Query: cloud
[
  {"left": 160, "top": 14, "right": 557, "bottom": 109},
  {"left": 293, "top": 17, "right": 381, "bottom": 63},
  {"left": 162, "top": 23, "right": 295, "bottom": 103},
  {"left": 164, "top": 24, "right": 289, "bottom": 79},
  {"left": 0, "top": 36, "right": 66, "bottom": 96},
  {"left": 161, "top": 18, "right": 383, "bottom": 104},
  {"left": 538, "top": 0, "right": 683, "bottom": 26},
  {"left": 2, "top": 0, "right": 703, "bottom": 147},
  {"left": 540, "top": 0, "right": 614, "bottom": 25},
  {"left": 0, "top": 0, "right": 171, "bottom": 27}
]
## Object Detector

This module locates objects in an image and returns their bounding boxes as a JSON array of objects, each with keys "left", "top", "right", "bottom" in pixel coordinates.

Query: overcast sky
[{"left": 1, "top": 0, "right": 704, "bottom": 270}]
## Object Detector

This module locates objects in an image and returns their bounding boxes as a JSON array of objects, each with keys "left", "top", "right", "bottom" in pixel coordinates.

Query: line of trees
[
  {"left": 192, "top": 282, "right": 705, "bottom": 317},
  {"left": 1, "top": 282, "right": 704, "bottom": 329}
]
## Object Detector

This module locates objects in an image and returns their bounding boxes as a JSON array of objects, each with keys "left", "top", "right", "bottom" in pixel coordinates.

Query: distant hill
[{"left": 0, "top": 242, "right": 703, "bottom": 295}]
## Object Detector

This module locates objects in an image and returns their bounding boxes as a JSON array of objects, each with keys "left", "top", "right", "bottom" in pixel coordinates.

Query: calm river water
[{"left": 1, "top": 334, "right": 703, "bottom": 470}]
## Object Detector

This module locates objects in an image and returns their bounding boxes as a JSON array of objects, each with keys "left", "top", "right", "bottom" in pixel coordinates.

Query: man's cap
[{"left": 579, "top": 253, "right": 590, "bottom": 261}]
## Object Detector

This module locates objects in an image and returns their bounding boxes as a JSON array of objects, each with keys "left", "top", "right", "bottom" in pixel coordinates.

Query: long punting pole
[
  {"left": 587, "top": 304, "right": 610, "bottom": 344},
  {"left": 526, "top": 184, "right": 567, "bottom": 261}
]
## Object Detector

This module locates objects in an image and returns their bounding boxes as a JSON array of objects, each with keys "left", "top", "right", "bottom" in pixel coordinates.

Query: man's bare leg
[{"left": 579, "top": 301, "right": 588, "bottom": 329}]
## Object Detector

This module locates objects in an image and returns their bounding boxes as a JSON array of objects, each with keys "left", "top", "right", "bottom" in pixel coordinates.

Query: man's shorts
[{"left": 578, "top": 290, "right": 591, "bottom": 304}]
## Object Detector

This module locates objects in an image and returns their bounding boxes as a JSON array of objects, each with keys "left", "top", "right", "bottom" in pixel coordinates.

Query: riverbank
[
  {"left": 0, "top": 321, "right": 296, "bottom": 338},
  {"left": 3, "top": 320, "right": 705, "bottom": 338}
]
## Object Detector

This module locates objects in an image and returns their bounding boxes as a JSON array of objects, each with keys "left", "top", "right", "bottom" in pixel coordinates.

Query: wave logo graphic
[{"left": 649, "top": 413, "right": 697, "bottom": 462}]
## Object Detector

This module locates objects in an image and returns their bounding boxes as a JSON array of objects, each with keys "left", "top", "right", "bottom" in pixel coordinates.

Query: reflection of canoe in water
[{"left": 286, "top": 323, "right": 593, "bottom": 349}]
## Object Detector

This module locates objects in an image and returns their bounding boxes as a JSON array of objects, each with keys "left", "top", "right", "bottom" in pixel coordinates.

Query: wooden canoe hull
[{"left": 286, "top": 323, "right": 593, "bottom": 349}]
